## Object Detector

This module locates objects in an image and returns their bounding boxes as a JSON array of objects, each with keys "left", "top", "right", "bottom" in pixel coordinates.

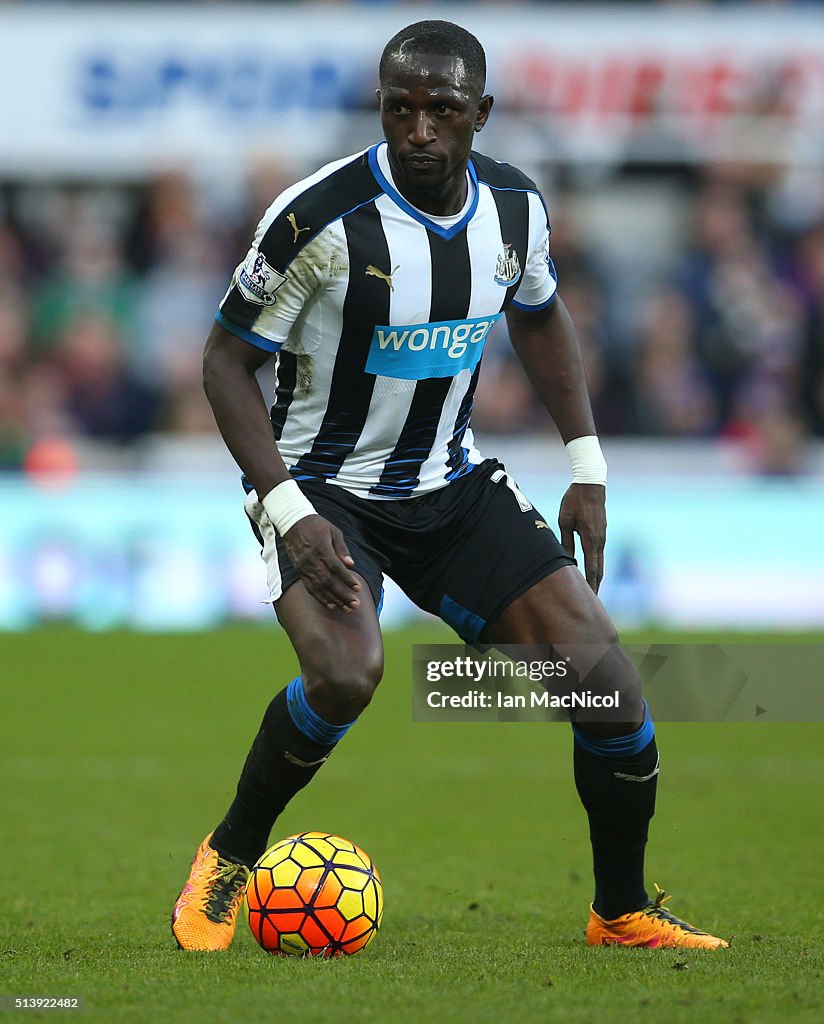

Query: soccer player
[{"left": 171, "top": 20, "right": 727, "bottom": 952}]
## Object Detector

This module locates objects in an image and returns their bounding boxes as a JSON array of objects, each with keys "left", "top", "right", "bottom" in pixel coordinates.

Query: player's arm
[
  {"left": 203, "top": 325, "right": 361, "bottom": 614},
  {"left": 505, "top": 298, "right": 607, "bottom": 593}
]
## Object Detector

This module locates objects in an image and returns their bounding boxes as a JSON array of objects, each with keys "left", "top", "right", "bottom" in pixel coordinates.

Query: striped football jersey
[{"left": 217, "top": 141, "right": 557, "bottom": 498}]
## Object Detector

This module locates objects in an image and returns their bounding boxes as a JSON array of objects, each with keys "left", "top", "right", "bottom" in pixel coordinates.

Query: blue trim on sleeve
[
  {"left": 572, "top": 700, "right": 655, "bottom": 758},
  {"left": 510, "top": 292, "right": 558, "bottom": 312},
  {"left": 215, "top": 311, "right": 282, "bottom": 353},
  {"left": 286, "top": 676, "right": 357, "bottom": 746},
  {"left": 368, "top": 143, "right": 479, "bottom": 240},
  {"left": 480, "top": 183, "right": 543, "bottom": 198},
  {"left": 439, "top": 594, "right": 487, "bottom": 644}
]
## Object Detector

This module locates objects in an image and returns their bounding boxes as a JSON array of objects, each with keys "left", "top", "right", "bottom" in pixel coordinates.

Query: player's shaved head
[{"left": 380, "top": 20, "right": 487, "bottom": 98}]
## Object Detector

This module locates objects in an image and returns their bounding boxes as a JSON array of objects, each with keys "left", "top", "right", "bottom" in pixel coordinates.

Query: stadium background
[
  {"left": 3, "top": 5, "right": 823, "bottom": 1024},
  {"left": 2, "top": 0, "right": 824, "bottom": 632}
]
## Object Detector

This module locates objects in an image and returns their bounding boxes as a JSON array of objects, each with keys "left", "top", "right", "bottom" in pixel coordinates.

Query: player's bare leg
[
  {"left": 484, "top": 566, "right": 728, "bottom": 949},
  {"left": 172, "top": 577, "right": 383, "bottom": 951},
  {"left": 484, "top": 566, "right": 643, "bottom": 734},
  {"left": 274, "top": 575, "right": 385, "bottom": 726},
  {"left": 211, "top": 576, "right": 383, "bottom": 865}
]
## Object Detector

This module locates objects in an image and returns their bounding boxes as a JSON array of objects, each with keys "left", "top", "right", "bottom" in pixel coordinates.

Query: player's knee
[
  {"left": 577, "top": 640, "right": 644, "bottom": 735},
  {"left": 605, "top": 638, "right": 642, "bottom": 706},
  {"left": 303, "top": 648, "right": 384, "bottom": 721},
  {"left": 564, "top": 629, "right": 644, "bottom": 734}
]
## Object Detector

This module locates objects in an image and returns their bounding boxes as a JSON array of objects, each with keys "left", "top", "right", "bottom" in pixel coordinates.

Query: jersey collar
[{"left": 368, "top": 142, "right": 479, "bottom": 240}]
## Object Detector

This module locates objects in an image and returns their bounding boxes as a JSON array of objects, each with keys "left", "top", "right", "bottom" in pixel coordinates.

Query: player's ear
[
  {"left": 474, "top": 94, "right": 494, "bottom": 133},
  {"left": 375, "top": 88, "right": 382, "bottom": 107}
]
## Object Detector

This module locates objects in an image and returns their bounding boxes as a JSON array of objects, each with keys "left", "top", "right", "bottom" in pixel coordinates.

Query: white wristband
[
  {"left": 566, "top": 436, "right": 607, "bottom": 486},
  {"left": 261, "top": 479, "right": 318, "bottom": 537}
]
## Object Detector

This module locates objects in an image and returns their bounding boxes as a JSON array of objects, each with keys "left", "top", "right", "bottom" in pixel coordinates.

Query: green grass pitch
[{"left": 2, "top": 626, "right": 822, "bottom": 1023}]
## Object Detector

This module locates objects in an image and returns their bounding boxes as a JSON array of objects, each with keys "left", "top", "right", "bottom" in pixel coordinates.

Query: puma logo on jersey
[
  {"left": 366, "top": 264, "right": 399, "bottom": 291},
  {"left": 287, "top": 212, "right": 310, "bottom": 244},
  {"left": 535, "top": 520, "right": 548, "bottom": 529}
]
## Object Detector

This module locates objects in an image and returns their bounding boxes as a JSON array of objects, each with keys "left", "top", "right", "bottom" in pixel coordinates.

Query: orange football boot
[
  {"left": 587, "top": 884, "right": 729, "bottom": 949},
  {"left": 171, "top": 833, "right": 250, "bottom": 951}
]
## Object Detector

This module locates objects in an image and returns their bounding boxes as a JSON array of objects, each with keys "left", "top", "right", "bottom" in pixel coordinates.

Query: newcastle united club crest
[{"left": 494, "top": 243, "right": 521, "bottom": 286}]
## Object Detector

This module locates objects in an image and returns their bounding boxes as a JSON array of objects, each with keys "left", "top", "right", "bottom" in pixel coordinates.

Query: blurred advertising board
[
  {"left": 1, "top": 472, "right": 822, "bottom": 631},
  {"left": 1, "top": 5, "right": 823, "bottom": 175}
]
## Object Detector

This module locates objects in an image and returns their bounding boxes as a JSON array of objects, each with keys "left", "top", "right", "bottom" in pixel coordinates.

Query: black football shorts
[{"left": 244, "top": 458, "right": 575, "bottom": 643}]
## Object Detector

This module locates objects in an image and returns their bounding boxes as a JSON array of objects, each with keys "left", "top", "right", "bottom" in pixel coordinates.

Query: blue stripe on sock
[
  {"left": 572, "top": 700, "right": 655, "bottom": 757},
  {"left": 286, "top": 677, "right": 356, "bottom": 746}
]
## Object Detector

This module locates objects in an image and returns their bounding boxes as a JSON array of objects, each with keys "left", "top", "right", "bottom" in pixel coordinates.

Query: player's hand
[
  {"left": 558, "top": 483, "right": 607, "bottom": 594},
  {"left": 282, "top": 515, "right": 361, "bottom": 613}
]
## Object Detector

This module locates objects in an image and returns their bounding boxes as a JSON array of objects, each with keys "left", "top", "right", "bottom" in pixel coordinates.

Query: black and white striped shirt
[{"left": 217, "top": 142, "right": 557, "bottom": 499}]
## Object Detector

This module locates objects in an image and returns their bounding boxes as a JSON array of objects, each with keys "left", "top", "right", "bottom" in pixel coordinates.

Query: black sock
[
  {"left": 573, "top": 735, "right": 659, "bottom": 919},
  {"left": 211, "top": 688, "right": 337, "bottom": 867}
]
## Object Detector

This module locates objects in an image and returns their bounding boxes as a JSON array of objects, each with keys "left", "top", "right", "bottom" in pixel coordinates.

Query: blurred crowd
[{"left": 1, "top": 154, "right": 823, "bottom": 475}]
